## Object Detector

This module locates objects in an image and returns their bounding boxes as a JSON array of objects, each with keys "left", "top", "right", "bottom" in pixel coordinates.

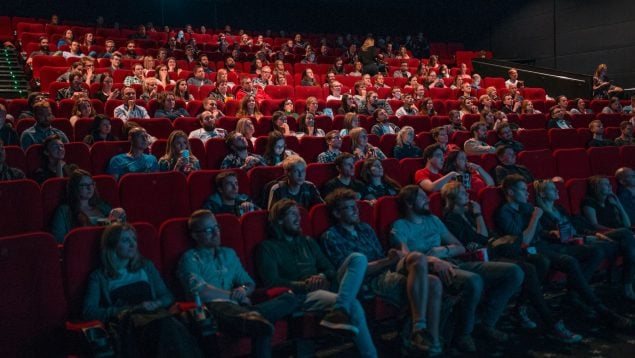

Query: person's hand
[
  {"left": 387, "top": 248, "right": 405, "bottom": 263},
  {"left": 127, "top": 99, "right": 136, "bottom": 109},
  {"left": 109, "top": 89, "right": 120, "bottom": 100},
  {"left": 607, "top": 193, "right": 620, "bottom": 206},
  {"left": 549, "top": 230, "right": 560, "bottom": 239},
  {"left": 305, "top": 275, "right": 330, "bottom": 292},
  {"left": 468, "top": 200, "right": 481, "bottom": 215},
  {"left": 239, "top": 201, "right": 254, "bottom": 213},
  {"left": 230, "top": 286, "right": 249, "bottom": 302},
  {"left": 466, "top": 162, "right": 482, "bottom": 172},
  {"left": 429, "top": 259, "right": 457, "bottom": 285},
  {"left": 109, "top": 208, "right": 127, "bottom": 223},
  {"left": 532, "top": 206, "right": 543, "bottom": 219},
  {"left": 466, "top": 242, "right": 480, "bottom": 251},
  {"left": 596, "top": 232, "right": 614, "bottom": 242},
  {"left": 446, "top": 171, "right": 461, "bottom": 180},
  {"left": 139, "top": 300, "right": 161, "bottom": 311}
]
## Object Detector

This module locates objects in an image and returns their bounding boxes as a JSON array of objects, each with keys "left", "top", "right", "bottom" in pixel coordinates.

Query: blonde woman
[{"left": 158, "top": 130, "right": 201, "bottom": 174}]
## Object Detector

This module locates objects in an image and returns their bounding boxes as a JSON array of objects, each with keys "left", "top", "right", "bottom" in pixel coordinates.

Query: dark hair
[
  {"left": 469, "top": 121, "right": 486, "bottom": 136},
  {"left": 501, "top": 173, "right": 526, "bottom": 193},
  {"left": 334, "top": 152, "right": 354, "bottom": 169},
  {"left": 423, "top": 143, "right": 443, "bottom": 161},
  {"left": 496, "top": 144, "right": 513, "bottom": 158},
  {"left": 397, "top": 184, "right": 420, "bottom": 215},
  {"left": 67, "top": 168, "right": 104, "bottom": 227},
  {"left": 215, "top": 171, "right": 237, "bottom": 188},
  {"left": 41, "top": 134, "right": 63, "bottom": 162},
  {"left": 359, "top": 158, "right": 401, "bottom": 191},
  {"left": 89, "top": 114, "right": 115, "bottom": 142},
  {"left": 324, "top": 188, "right": 358, "bottom": 218},
  {"left": 262, "top": 130, "right": 286, "bottom": 165},
  {"left": 268, "top": 198, "right": 299, "bottom": 229},
  {"left": 441, "top": 150, "right": 465, "bottom": 174},
  {"left": 101, "top": 223, "right": 145, "bottom": 278}
]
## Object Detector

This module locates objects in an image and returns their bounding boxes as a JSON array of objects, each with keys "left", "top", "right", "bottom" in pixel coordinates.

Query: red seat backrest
[
  {"left": 89, "top": 140, "right": 130, "bottom": 175},
  {"left": 588, "top": 146, "right": 621, "bottom": 176},
  {"left": 519, "top": 113, "right": 547, "bottom": 129},
  {"left": 306, "top": 162, "right": 338, "bottom": 190},
  {"left": 554, "top": 148, "right": 591, "bottom": 180},
  {"left": 203, "top": 137, "right": 229, "bottom": 169},
  {"left": 374, "top": 195, "right": 400, "bottom": 250},
  {"left": 247, "top": 165, "right": 285, "bottom": 206},
  {"left": 298, "top": 135, "right": 328, "bottom": 163},
  {"left": 0, "top": 179, "right": 43, "bottom": 236},
  {"left": 565, "top": 178, "right": 588, "bottom": 216},
  {"left": 398, "top": 115, "right": 431, "bottom": 133},
  {"left": 517, "top": 129, "right": 549, "bottom": 150},
  {"left": 3, "top": 145, "right": 27, "bottom": 173},
  {"left": 517, "top": 149, "right": 558, "bottom": 180},
  {"left": 620, "top": 146, "right": 635, "bottom": 169},
  {"left": 478, "top": 186, "right": 506, "bottom": 230},
  {"left": 548, "top": 128, "right": 585, "bottom": 149}
]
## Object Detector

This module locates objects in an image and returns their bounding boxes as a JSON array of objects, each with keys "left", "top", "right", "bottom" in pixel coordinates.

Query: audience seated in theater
[
  {"left": 236, "top": 76, "right": 270, "bottom": 103},
  {"left": 485, "top": 87, "right": 499, "bottom": 101},
  {"left": 471, "top": 74, "right": 482, "bottom": 90},
  {"left": 404, "top": 75, "right": 419, "bottom": 90},
  {"left": 93, "top": 73, "right": 119, "bottom": 103},
  {"left": 416, "top": 144, "right": 460, "bottom": 193},
  {"left": 349, "top": 61, "right": 363, "bottom": 77},
  {"left": 534, "top": 178, "right": 635, "bottom": 301},
  {"left": 123, "top": 63, "right": 145, "bottom": 86},
  {"left": 546, "top": 106, "right": 572, "bottom": 129},
  {"left": 0, "top": 139, "right": 25, "bottom": 181},
  {"left": 500, "top": 95, "right": 518, "bottom": 114},
  {"left": 296, "top": 113, "right": 325, "bottom": 137},
  {"left": 320, "top": 188, "right": 443, "bottom": 355},
  {"left": 84, "top": 223, "right": 203, "bottom": 357},
  {"left": 158, "top": 130, "right": 201, "bottom": 174},
  {"left": 267, "top": 155, "right": 323, "bottom": 210},
  {"left": 173, "top": 79, "right": 195, "bottom": 103},
  {"left": 83, "top": 114, "right": 118, "bottom": 145},
  {"left": 56, "top": 61, "right": 83, "bottom": 83},
  {"left": 50, "top": 169, "right": 125, "bottom": 242},
  {"left": 236, "top": 95, "right": 264, "bottom": 120},
  {"left": 317, "top": 130, "right": 343, "bottom": 164},
  {"left": 154, "top": 92, "right": 189, "bottom": 120},
  {"left": 519, "top": 100, "right": 539, "bottom": 115},
  {"left": 444, "top": 149, "right": 494, "bottom": 195},
  {"left": 252, "top": 66, "right": 274, "bottom": 88},
  {"left": 300, "top": 68, "right": 318, "bottom": 86},
  {"left": 188, "top": 110, "right": 227, "bottom": 143},
  {"left": 582, "top": 175, "right": 632, "bottom": 233},
  {"left": 31, "top": 134, "right": 78, "bottom": 184},
  {"left": 25, "top": 36, "right": 52, "bottom": 70},
  {"left": 395, "top": 94, "right": 419, "bottom": 118},
  {"left": 494, "top": 145, "right": 535, "bottom": 185},
  {"left": 269, "top": 111, "right": 291, "bottom": 135},
  {"left": 326, "top": 81, "right": 343, "bottom": 102},
  {"left": 114, "top": 87, "right": 150, "bottom": 122},
  {"left": 107, "top": 52, "right": 122, "bottom": 74},
  {"left": 446, "top": 110, "right": 466, "bottom": 132},
  {"left": 263, "top": 131, "right": 297, "bottom": 166},
  {"left": 304, "top": 96, "right": 324, "bottom": 117},
  {"left": 570, "top": 98, "right": 593, "bottom": 115},
  {"left": 426, "top": 71, "right": 445, "bottom": 89},
  {"left": 69, "top": 96, "right": 96, "bottom": 127},
  {"left": 479, "top": 95, "right": 494, "bottom": 113},
  {"left": 0, "top": 104, "right": 18, "bottom": 146},
  {"left": 431, "top": 126, "right": 459, "bottom": 153},
  {"left": 479, "top": 109, "right": 496, "bottom": 130},
  {"left": 202, "top": 172, "right": 259, "bottom": 215},
  {"left": 622, "top": 95, "right": 635, "bottom": 114},
  {"left": 373, "top": 73, "right": 390, "bottom": 89},
  {"left": 587, "top": 120, "right": 615, "bottom": 147},
  {"left": 337, "top": 94, "right": 358, "bottom": 115},
  {"left": 360, "top": 91, "right": 393, "bottom": 116},
  {"left": 257, "top": 198, "right": 378, "bottom": 356},
  {"left": 57, "top": 71, "right": 89, "bottom": 101},
  {"left": 235, "top": 117, "right": 256, "bottom": 146},
  {"left": 602, "top": 97, "right": 623, "bottom": 114},
  {"left": 555, "top": 96, "right": 572, "bottom": 116},
  {"left": 440, "top": 181, "right": 582, "bottom": 343},
  {"left": 321, "top": 152, "right": 364, "bottom": 199},
  {"left": 393, "top": 126, "right": 422, "bottom": 159},
  {"left": 60, "top": 40, "right": 83, "bottom": 59},
  {"left": 496, "top": 174, "right": 631, "bottom": 328},
  {"left": 208, "top": 80, "right": 235, "bottom": 102},
  {"left": 20, "top": 101, "right": 70, "bottom": 150},
  {"left": 187, "top": 65, "right": 213, "bottom": 87},
  {"left": 616, "top": 167, "right": 635, "bottom": 224},
  {"left": 350, "top": 127, "right": 386, "bottom": 161},
  {"left": 459, "top": 96, "right": 479, "bottom": 118},
  {"left": 392, "top": 184, "right": 524, "bottom": 352},
  {"left": 505, "top": 68, "right": 523, "bottom": 89},
  {"left": 359, "top": 158, "right": 400, "bottom": 201},
  {"left": 390, "top": 86, "right": 405, "bottom": 101},
  {"left": 122, "top": 40, "right": 141, "bottom": 60},
  {"left": 220, "top": 131, "right": 264, "bottom": 170},
  {"left": 139, "top": 78, "right": 159, "bottom": 102},
  {"left": 463, "top": 122, "right": 495, "bottom": 155},
  {"left": 370, "top": 108, "right": 398, "bottom": 136},
  {"left": 106, "top": 127, "right": 158, "bottom": 180},
  {"left": 494, "top": 122, "right": 524, "bottom": 153}
]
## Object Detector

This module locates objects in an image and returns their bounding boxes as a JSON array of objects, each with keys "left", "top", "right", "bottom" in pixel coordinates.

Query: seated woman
[
  {"left": 173, "top": 79, "right": 195, "bottom": 102},
  {"left": 32, "top": 134, "right": 78, "bottom": 184},
  {"left": 419, "top": 97, "right": 437, "bottom": 117},
  {"left": 106, "top": 127, "right": 158, "bottom": 180},
  {"left": 69, "top": 97, "right": 97, "bottom": 127},
  {"left": 359, "top": 158, "right": 400, "bottom": 201},
  {"left": 154, "top": 92, "right": 189, "bottom": 120},
  {"left": 262, "top": 130, "right": 297, "bottom": 166},
  {"left": 441, "top": 181, "right": 583, "bottom": 343},
  {"left": 158, "top": 130, "right": 201, "bottom": 174},
  {"left": 520, "top": 100, "right": 541, "bottom": 115},
  {"left": 570, "top": 98, "right": 592, "bottom": 115},
  {"left": 271, "top": 111, "right": 292, "bottom": 135},
  {"left": 431, "top": 126, "right": 460, "bottom": 153},
  {"left": 154, "top": 64, "right": 175, "bottom": 87},
  {"left": 51, "top": 169, "right": 125, "bottom": 243},
  {"left": 83, "top": 115, "right": 118, "bottom": 145},
  {"left": 92, "top": 73, "right": 119, "bottom": 103},
  {"left": 236, "top": 95, "right": 263, "bottom": 120},
  {"left": 602, "top": 96, "right": 622, "bottom": 114},
  {"left": 440, "top": 150, "right": 494, "bottom": 196},
  {"left": 296, "top": 113, "right": 325, "bottom": 137},
  {"left": 336, "top": 94, "right": 358, "bottom": 115},
  {"left": 480, "top": 109, "right": 496, "bottom": 130},
  {"left": 208, "top": 80, "right": 235, "bottom": 103},
  {"left": 339, "top": 112, "right": 360, "bottom": 136},
  {"left": 82, "top": 223, "right": 202, "bottom": 357},
  {"left": 579, "top": 176, "right": 635, "bottom": 300},
  {"left": 167, "top": 57, "right": 183, "bottom": 76},
  {"left": 300, "top": 68, "right": 317, "bottom": 86},
  {"left": 393, "top": 126, "right": 422, "bottom": 159},
  {"left": 459, "top": 96, "right": 478, "bottom": 118},
  {"left": 547, "top": 107, "right": 573, "bottom": 129},
  {"left": 235, "top": 117, "right": 257, "bottom": 146},
  {"left": 350, "top": 127, "right": 386, "bottom": 161},
  {"left": 279, "top": 98, "right": 299, "bottom": 119}
]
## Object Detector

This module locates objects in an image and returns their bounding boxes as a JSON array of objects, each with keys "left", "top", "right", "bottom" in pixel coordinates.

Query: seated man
[
  {"left": 20, "top": 101, "right": 69, "bottom": 150},
  {"left": 493, "top": 122, "right": 524, "bottom": 153},
  {"left": 0, "top": 139, "right": 25, "bottom": 180},
  {"left": 320, "top": 189, "right": 443, "bottom": 354},
  {"left": 493, "top": 145, "right": 535, "bottom": 185},
  {"left": 546, "top": 106, "right": 573, "bottom": 129},
  {"left": 622, "top": 95, "right": 635, "bottom": 114},
  {"left": 496, "top": 174, "right": 631, "bottom": 328},
  {"left": 189, "top": 110, "right": 227, "bottom": 143},
  {"left": 139, "top": 77, "right": 159, "bottom": 102},
  {"left": 615, "top": 167, "right": 635, "bottom": 224},
  {"left": 614, "top": 121, "right": 634, "bottom": 146},
  {"left": 448, "top": 110, "right": 467, "bottom": 132},
  {"left": 202, "top": 171, "right": 259, "bottom": 215},
  {"left": 415, "top": 144, "right": 460, "bottom": 193},
  {"left": 220, "top": 131, "right": 264, "bottom": 170},
  {"left": 56, "top": 71, "right": 88, "bottom": 101},
  {"left": 391, "top": 185, "right": 524, "bottom": 352},
  {"left": 252, "top": 66, "right": 274, "bottom": 88},
  {"left": 257, "top": 199, "right": 378, "bottom": 357},
  {"left": 106, "top": 127, "right": 158, "bottom": 180},
  {"left": 316, "top": 130, "right": 342, "bottom": 163},
  {"left": 394, "top": 94, "right": 419, "bottom": 118},
  {"left": 178, "top": 209, "right": 298, "bottom": 358},
  {"left": 235, "top": 76, "right": 270, "bottom": 103},
  {"left": 392, "top": 61, "right": 411, "bottom": 78},
  {"left": 370, "top": 108, "right": 399, "bottom": 136},
  {"left": 321, "top": 153, "right": 365, "bottom": 198},
  {"left": 587, "top": 120, "right": 615, "bottom": 147},
  {"left": 187, "top": 65, "right": 213, "bottom": 87},
  {"left": 463, "top": 122, "right": 495, "bottom": 155},
  {"left": 123, "top": 63, "right": 145, "bottom": 86},
  {"left": 267, "top": 155, "right": 323, "bottom": 210},
  {"left": 114, "top": 87, "right": 150, "bottom": 122}
]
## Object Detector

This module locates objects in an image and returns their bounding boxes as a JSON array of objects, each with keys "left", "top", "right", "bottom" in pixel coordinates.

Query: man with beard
[
  {"left": 122, "top": 40, "right": 141, "bottom": 59},
  {"left": 20, "top": 101, "right": 69, "bottom": 149},
  {"left": 26, "top": 36, "right": 51, "bottom": 70},
  {"left": 463, "top": 122, "right": 496, "bottom": 155},
  {"left": 257, "top": 199, "right": 378, "bottom": 357},
  {"left": 198, "top": 54, "right": 215, "bottom": 73},
  {"left": 56, "top": 71, "right": 88, "bottom": 100},
  {"left": 391, "top": 185, "right": 524, "bottom": 352},
  {"left": 320, "top": 188, "right": 443, "bottom": 355},
  {"left": 189, "top": 110, "right": 227, "bottom": 143},
  {"left": 202, "top": 171, "right": 258, "bottom": 215}
]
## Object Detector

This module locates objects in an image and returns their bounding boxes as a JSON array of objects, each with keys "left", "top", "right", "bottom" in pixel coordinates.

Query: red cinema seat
[
  {"left": 247, "top": 165, "right": 285, "bottom": 207},
  {"left": 548, "top": 128, "right": 585, "bottom": 149},
  {"left": 398, "top": 115, "right": 431, "bottom": 133},
  {"left": 0, "top": 179, "right": 43, "bottom": 236},
  {"left": 481, "top": 77, "right": 506, "bottom": 89},
  {"left": 620, "top": 145, "right": 635, "bottom": 169},
  {"left": 588, "top": 146, "right": 621, "bottom": 176},
  {"left": 461, "top": 114, "right": 480, "bottom": 129},
  {"left": 149, "top": 139, "right": 167, "bottom": 159},
  {"left": 378, "top": 134, "right": 397, "bottom": 158},
  {"left": 118, "top": 172, "right": 190, "bottom": 227},
  {"left": 0, "top": 232, "right": 66, "bottom": 357},
  {"left": 264, "top": 85, "right": 294, "bottom": 100},
  {"left": 173, "top": 117, "right": 200, "bottom": 135},
  {"left": 517, "top": 129, "right": 549, "bottom": 150},
  {"left": 306, "top": 162, "right": 338, "bottom": 190},
  {"left": 25, "top": 142, "right": 91, "bottom": 175},
  {"left": 520, "top": 87, "right": 546, "bottom": 101},
  {"left": 89, "top": 140, "right": 130, "bottom": 175},
  {"left": 40, "top": 177, "right": 68, "bottom": 232},
  {"left": 429, "top": 87, "right": 452, "bottom": 100},
  {"left": 451, "top": 131, "right": 471, "bottom": 147},
  {"left": 136, "top": 117, "right": 174, "bottom": 139},
  {"left": 478, "top": 186, "right": 506, "bottom": 230},
  {"left": 517, "top": 149, "right": 558, "bottom": 180},
  {"left": 565, "top": 178, "right": 588, "bottom": 216},
  {"left": 415, "top": 132, "right": 434, "bottom": 151},
  {"left": 3, "top": 145, "right": 27, "bottom": 173},
  {"left": 204, "top": 137, "right": 229, "bottom": 169},
  {"left": 294, "top": 86, "right": 324, "bottom": 100},
  {"left": 519, "top": 113, "right": 547, "bottom": 129},
  {"left": 187, "top": 169, "right": 249, "bottom": 211},
  {"left": 399, "top": 158, "right": 425, "bottom": 186},
  {"left": 570, "top": 113, "right": 595, "bottom": 128},
  {"left": 260, "top": 99, "right": 285, "bottom": 116},
  {"left": 299, "top": 135, "right": 328, "bottom": 163},
  {"left": 596, "top": 113, "right": 625, "bottom": 128},
  {"left": 374, "top": 195, "right": 400, "bottom": 249},
  {"left": 554, "top": 148, "right": 591, "bottom": 180}
]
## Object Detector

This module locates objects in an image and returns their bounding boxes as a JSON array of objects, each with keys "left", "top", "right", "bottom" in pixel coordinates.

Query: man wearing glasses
[
  {"left": 253, "top": 66, "right": 274, "bottom": 88},
  {"left": 113, "top": 87, "right": 149, "bottom": 122}
]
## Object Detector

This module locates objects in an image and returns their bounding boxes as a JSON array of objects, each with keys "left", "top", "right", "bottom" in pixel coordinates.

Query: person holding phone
[{"left": 158, "top": 130, "right": 200, "bottom": 174}]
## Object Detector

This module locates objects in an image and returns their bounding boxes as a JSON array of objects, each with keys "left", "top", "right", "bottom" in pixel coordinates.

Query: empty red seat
[
  {"left": 478, "top": 186, "right": 506, "bottom": 229},
  {"left": 204, "top": 137, "right": 229, "bottom": 169},
  {"left": 520, "top": 87, "right": 546, "bottom": 100},
  {"left": 3, "top": 145, "right": 27, "bottom": 173},
  {"left": 119, "top": 172, "right": 190, "bottom": 227},
  {"left": 0, "top": 179, "right": 43, "bottom": 236},
  {"left": 588, "top": 146, "right": 621, "bottom": 176},
  {"left": 548, "top": 128, "right": 585, "bottom": 149},
  {"left": 570, "top": 113, "right": 595, "bottom": 128},
  {"left": 519, "top": 113, "right": 547, "bottom": 129},
  {"left": 554, "top": 148, "right": 591, "bottom": 180},
  {"left": 565, "top": 178, "right": 588, "bottom": 216},
  {"left": 398, "top": 115, "right": 431, "bottom": 133},
  {"left": 306, "top": 162, "right": 338, "bottom": 189},
  {"left": 429, "top": 87, "right": 452, "bottom": 100},
  {"left": 378, "top": 134, "right": 397, "bottom": 158},
  {"left": 517, "top": 149, "right": 558, "bottom": 180},
  {"left": 0, "top": 232, "right": 66, "bottom": 357},
  {"left": 517, "top": 129, "right": 549, "bottom": 150},
  {"left": 136, "top": 118, "right": 174, "bottom": 139},
  {"left": 247, "top": 165, "right": 285, "bottom": 207},
  {"left": 264, "top": 85, "right": 294, "bottom": 100},
  {"left": 294, "top": 86, "right": 324, "bottom": 100},
  {"left": 596, "top": 113, "right": 626, "bottom": 128},
  {"left": 373, "top": 196, "right": 400, "bottom": 249},
  {"left": 620, "top": 145, "right": 635, "bottom": 169},
  {"left": 299, "top": 136, "right": 328, "bottom": 163}
]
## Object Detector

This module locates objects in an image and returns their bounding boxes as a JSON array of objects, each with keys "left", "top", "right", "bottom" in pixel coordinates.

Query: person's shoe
[
  {"left": 476, "top": 325, "right": 509, "bottom": 343},
  {"left": 549, "top": 320, "right": 583, "bottom": 343},
  {"left": 237, "top": 311, "right": 274, "bottom": 336},
  {"left": 599, "top": 309, "right": 632, "bottom": 329},
  {"left": 407, "top": 329, "right": 432, "bottom": 353},
  {"left": 515, "top": 305, "right": 537, "bottom": 329},
  {"left": 319, "top": 309, "right": 359, "bottom": 337},
  {"left": 455, "top": 334, "right": 477, "bottom": 353}
]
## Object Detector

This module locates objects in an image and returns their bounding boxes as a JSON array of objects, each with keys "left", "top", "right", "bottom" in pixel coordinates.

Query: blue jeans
[
  {"left": 303, "top": 253, "right": 377, "bottom": 358},
  {"left": 445, "top": 261, "right": 524, "bottom": 335}
]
